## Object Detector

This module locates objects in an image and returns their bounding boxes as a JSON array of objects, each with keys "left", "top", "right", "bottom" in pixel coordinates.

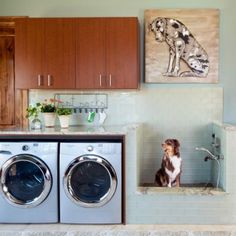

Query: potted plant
[
  {"left": 40, "top": 99, "right": 57, "bottom": 127},
  {"left": 26, "top": 103, "right": 42, "bottom": 130},
  {"left": 56, "top": 107, "right": 73, "bottom": 128}
]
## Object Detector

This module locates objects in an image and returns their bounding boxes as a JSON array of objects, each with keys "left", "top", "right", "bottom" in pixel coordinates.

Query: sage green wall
[{"left": 1, "top": 0, "right": 236, "bottom": 124}]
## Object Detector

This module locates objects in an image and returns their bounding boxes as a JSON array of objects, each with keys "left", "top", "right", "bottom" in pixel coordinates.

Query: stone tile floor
[{"left": 1, "top": 224, "right": 236, "bottom": 235}]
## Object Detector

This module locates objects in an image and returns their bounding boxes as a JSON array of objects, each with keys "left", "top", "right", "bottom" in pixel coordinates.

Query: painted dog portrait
[
  {"left": 145, "top": 9, "right": 219, "bottom": 83},
  {"left": 149, "top": 17, "right": 209, "bottom": 78}
]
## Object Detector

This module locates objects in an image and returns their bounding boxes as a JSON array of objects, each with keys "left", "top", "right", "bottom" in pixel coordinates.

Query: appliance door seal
[
  {"left": 64, "top": 154, "right": 117, "bottom": 208},
  {"left": 0, "top": 154, "right": 52, "bottom": 208}
]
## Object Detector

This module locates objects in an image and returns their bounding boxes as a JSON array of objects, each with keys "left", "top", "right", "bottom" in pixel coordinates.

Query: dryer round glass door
[
  {"left": 0, "top": 154, "right": 52, "bottom": 208},
  {"left": 64, "top": 155, "right": 117, "bottom": 207}
]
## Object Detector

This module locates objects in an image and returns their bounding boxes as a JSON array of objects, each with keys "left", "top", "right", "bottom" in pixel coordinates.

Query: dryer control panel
[{"left": 60, "top": 142, "right": 121, "bottom": 156}]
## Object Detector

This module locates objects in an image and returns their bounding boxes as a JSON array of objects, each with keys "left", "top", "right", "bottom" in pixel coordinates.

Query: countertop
[{"left": 0, "top": 124, "right": 140, "bottom": 140}]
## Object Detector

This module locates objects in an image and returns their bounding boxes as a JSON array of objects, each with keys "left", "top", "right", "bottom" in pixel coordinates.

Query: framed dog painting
[{"left": 145, "top": 9, "right": 219, "bottom": 83}]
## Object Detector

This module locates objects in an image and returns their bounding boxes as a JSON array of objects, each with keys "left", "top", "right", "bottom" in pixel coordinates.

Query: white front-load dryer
[
  {"left": 60, "top": 142, "right": 122, "bottom": 224},
  {"left": 0, "top": 142, "right": 58, "bottom": 223}
]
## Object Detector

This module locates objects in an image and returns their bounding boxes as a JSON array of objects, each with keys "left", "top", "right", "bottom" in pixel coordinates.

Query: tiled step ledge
[
  {"left": 1, "top": 224, "right": 236, "bottom": 235},
  {"left": 136, "top": 186, "right": 227, "bottom": 196},
  {"left": 137, "top": 183, "right": 227, "bottom": 196}
]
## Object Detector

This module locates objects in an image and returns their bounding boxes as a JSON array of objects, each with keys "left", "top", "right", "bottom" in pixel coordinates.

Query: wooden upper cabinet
[
  {"left": 15, "top": 18, "right": 76, "bottom": 89},
  {"left": 76, "top": 18, "right": 106, "bottom": 89},
  {"left": 76, "top": 17, "right": 139, "bottom": 89},
  {"left": 15, "top": 17, "right": 139, "bottom": 90},
  {"left": 106, "top": 18, "right": 139, "bottom": 89},
  {"left": 44, "top": 18, "right": 75, "bottom": 88},
  {"left": 15, "top": 18, "right": 43, "bottom": 89}
]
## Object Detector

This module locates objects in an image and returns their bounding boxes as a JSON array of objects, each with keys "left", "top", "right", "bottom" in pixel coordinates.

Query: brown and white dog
[{"left": 155, "top": 139, "right": 182, "bottom": 187}]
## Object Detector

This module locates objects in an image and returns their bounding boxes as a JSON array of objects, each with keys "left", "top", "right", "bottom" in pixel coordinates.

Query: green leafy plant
[
  {"left": 26, "top": 98, "right": 66, "bottom": 118},
  {"left": 56, "top": 107, "right": 73, "bottom": 116},
  {"left": 26, "top": 103, "right": 41, "bottom": 118},
  {"left": 40, "top": 98, "right": 56, "bottom": 113}
]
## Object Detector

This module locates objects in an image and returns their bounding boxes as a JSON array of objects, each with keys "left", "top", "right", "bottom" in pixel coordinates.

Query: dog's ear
[
  {"left": 156, "top": 18, "right": 166, "bottom": 32},
  {"left": 149, "top": 18, "right": 162, "bottom": 31},
  {"left": 174, "top": 139, "right": 180, "bottom": 147},
  {"left": 148, "top": 18, "right": 157, "bottom": 33},
  {"left": 148, "top": 22, "right": 152, "bottom": 32},
  {"left": 173, "top": 139, "right": 180, "bottom": 157}
]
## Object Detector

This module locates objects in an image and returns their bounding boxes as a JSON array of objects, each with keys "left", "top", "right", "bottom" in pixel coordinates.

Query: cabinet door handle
[
  {"left": 37, "top": 75, "right": 43, "bottom": 87},
  {"left": 47, "top": 75, "right": 52, "bottom": 86},
  {"left": 99, "top": 74, "right": 102, "bottom": 87},
  {"left": 109, "top": 74, "right": 112, "bottom": 87}
]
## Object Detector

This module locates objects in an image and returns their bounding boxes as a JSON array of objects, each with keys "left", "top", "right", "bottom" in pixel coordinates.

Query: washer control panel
[{"left": 0, "top": 142, "right": 57, "bottom": 156}]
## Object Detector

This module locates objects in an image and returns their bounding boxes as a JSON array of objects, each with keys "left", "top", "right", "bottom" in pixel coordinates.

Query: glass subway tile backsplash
[{"left": 29, "top": 87, "right": 223, "bottom": 184}]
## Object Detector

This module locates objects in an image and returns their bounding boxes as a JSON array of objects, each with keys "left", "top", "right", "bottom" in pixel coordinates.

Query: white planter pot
[
  {"left": 43, "top": 112, "right": 56, "bottom": 127},
  {"left": 58, "top": 115, "right": 71, "bottom": 128}
]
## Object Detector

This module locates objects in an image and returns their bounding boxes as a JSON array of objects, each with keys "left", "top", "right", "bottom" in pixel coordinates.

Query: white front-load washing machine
[
  {"left": 60, "top": 141, "right": 122, "bottom": 224},
  {"left": 0, "top": 142, "right": 58, "bottom": 223}
]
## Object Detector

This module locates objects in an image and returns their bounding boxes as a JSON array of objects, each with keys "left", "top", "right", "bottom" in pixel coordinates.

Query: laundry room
[{"left": 1, "top": 0, "right": 236, "bottom": 235}]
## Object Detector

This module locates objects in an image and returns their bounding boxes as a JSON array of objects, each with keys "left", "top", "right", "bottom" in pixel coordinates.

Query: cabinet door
[
  {"left": 106, "top": 18, "right": 139, "bottom": 89},
  {"left": 45, "top": 18, "right": 75, "bottom": 89},
  {"left": 76, "top": 18, "right": 106, "bottom": 89},
  {"left": 15, "top": 18, "right": 44, "bottom": 89},
  {"left": 15, "top": 18, "right": 76, "bottom": 89},
  {"left": 0, "top": 36, "right": 15, "bottom": 125}
]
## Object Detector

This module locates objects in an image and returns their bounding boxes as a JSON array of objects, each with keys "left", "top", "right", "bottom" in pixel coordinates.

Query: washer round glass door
[
  {"left": 0, "top": 154, "right": 52, "bottom": 208},
  {"left": 64, "top": 155, "right": 117, "bottom": 207}
]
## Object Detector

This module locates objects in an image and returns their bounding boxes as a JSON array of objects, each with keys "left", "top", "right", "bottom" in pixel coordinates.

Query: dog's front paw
[
  {"left": 163, "top": 72, "right": 173, "bottom": 77},
  {"left": 163, "top": 72, "right": 179, "bottom": 77},
  {"left": 167, "top": 183, "right": 172, "bottom": 188}
]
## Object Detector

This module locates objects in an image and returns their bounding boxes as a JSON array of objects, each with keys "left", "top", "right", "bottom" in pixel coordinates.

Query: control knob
[
  {"left": 22, "top": 145, "right": 29, "bottom": 151},
  {"left": 87, "top": 145, "right": 94, "bottom": 152}
]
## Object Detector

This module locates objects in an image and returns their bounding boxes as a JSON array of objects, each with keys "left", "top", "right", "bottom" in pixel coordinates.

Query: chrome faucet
[
  {"left": 195, "top": 146, "right": 223, "bottom": 189},
  {"left": 195, "top": 147, "right": 223, "bottom": 160},
  {"left": 195, "top": 147, "right": 218, "bottom": 160}
]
